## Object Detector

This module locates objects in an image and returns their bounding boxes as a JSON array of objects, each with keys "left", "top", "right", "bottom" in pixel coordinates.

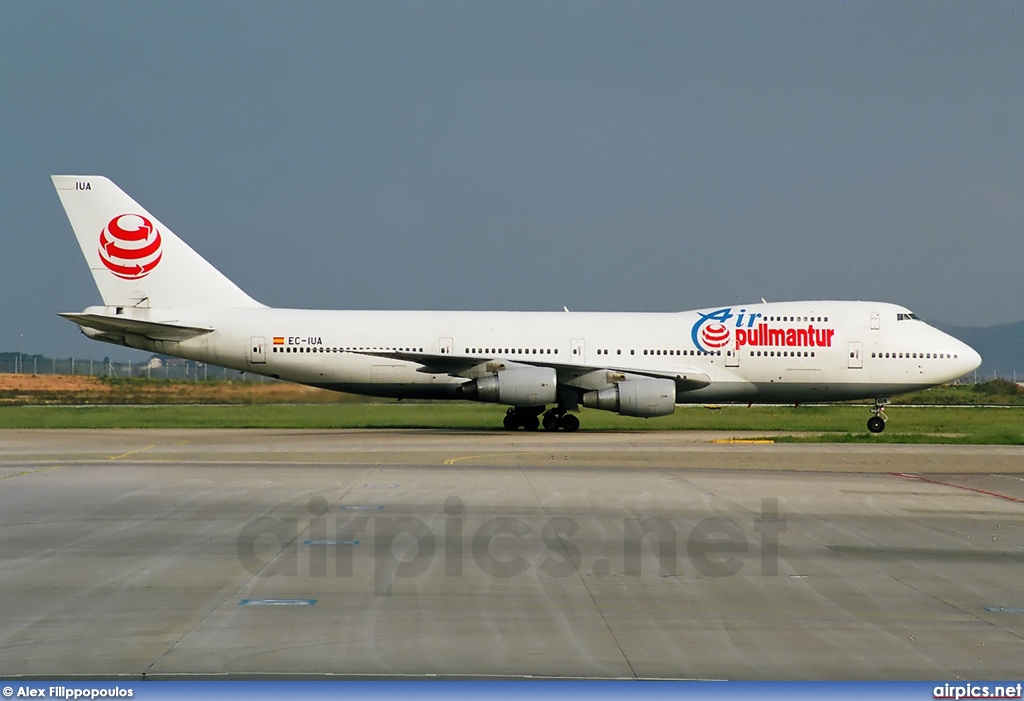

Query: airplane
[{"left": 52, "top": 175, "right": 982, "bottom": 434}]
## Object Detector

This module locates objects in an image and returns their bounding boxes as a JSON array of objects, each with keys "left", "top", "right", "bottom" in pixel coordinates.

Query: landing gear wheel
[
  {"left": 504, "top": 406, "right": 546, "bottom": 431},
  {"left": 559, "top": 414, "right": 580, "bottom": 432},
  {"left": 542, "top": 413, "right": 561, "bottom": 432},
  {"left": 503, "top": 410, "right": 519, "bottom": 431},
  {"left": 867, "top": 397, "right": 889, "bottom": 434}
]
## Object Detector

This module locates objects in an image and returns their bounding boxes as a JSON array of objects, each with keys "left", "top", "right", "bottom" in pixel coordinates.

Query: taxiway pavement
[{"left": 1, "top": 430, "right": 1022, "bottom": 679}]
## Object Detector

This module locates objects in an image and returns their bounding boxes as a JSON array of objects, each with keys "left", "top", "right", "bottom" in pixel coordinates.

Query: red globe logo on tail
[
  {"left": 98, "top": 214, "right": 163, "bottom": 280},
  {"left": 700, "top": 323, "right": 731, "bottom": 349}
]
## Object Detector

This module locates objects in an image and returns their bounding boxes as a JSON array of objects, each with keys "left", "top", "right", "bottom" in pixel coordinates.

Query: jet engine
[
  {"left": 582, "top": 378, "right": 676, "bottom": 417},
  {"left": 457, "top": 367, "right": 557, "bottom": 406}
]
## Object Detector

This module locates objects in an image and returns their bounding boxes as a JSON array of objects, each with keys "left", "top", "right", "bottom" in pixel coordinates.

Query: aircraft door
[
  {"left": 725, "top": 348, "right": 740, "bottom": 367},
  {"left": 250, "top": 336, "right": 266, "bottom": 364},
  {"left": 848, "top": 341, "right": 863, "bottom": 369},
  {"left": 439, "top": 337, "right": 453, "bottom": 355},
  {"left": 571, "top": 338, "right": 586, "bottom": 364}
]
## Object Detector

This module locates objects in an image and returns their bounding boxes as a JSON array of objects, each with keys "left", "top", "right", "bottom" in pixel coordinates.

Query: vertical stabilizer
[{"left": 52, "top": 175, "right": 263, "bottom": 308}]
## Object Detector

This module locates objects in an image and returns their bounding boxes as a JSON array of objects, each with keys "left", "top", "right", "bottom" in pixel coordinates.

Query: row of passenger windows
[
  {"left": 871, "top": 351, "right": 958, "bottom": 359},
  {"left": 645, "top": 349, "right": 720, "bottom": 356},
  {"left": 750, "top": 350, "right": 815, "bottom": 357},
  {"left": 466, "top": 348, "right": 557, "bottom": 355},
  {"left": 272, "top": 346, "right": 424, "bottom": 354},
  {"left": 594, "top": 349, "right": 723, "bottom": 357},
  {"left": 271, "top": 345, "right": 957, "bottom": 363},
  {"left": 768, "top": 316, "right": 827, "bottom": 323}
]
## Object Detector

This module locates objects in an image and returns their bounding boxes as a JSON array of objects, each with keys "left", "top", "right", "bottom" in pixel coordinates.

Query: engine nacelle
[
  {"left": 457, "top": 366, "right": 557, "bottom": 406},
  {"left": 582, "top": 378, "right": 676, "bottom": 418}
]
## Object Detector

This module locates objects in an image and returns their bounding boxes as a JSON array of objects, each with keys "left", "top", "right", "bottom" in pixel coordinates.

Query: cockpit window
[{"left": 896, "top": 312, "right": 920, "bottom": 321}]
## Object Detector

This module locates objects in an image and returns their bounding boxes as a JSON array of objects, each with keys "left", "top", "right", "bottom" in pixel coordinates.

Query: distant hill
[{"left": 935, "top": 320, "right": 1024, "bottom": 381}]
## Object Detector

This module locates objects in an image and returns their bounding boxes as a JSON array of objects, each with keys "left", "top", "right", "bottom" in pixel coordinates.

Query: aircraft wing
[
  {"left": 58, "top": 313, "right": 214, "bottom": 342},
  {"left": 352, "top": 349, "right": 712, "bottom": 391}
]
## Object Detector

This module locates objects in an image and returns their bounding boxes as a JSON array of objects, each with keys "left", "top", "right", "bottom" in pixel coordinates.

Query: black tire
[
  {"left": 522, "top": 415, "right": 540, "bottom": 431},
  {"left": 867, "top": 416, "right": 885, "bottom": 433},
  {"left": 560, "top": 414, "right": 580, "bottom": 432},
  {"left": 542, "top": 413, "right": 561, "bottom": 432},
  {"left": 503, "top": 413, "right": 519, "bottom": 431}
]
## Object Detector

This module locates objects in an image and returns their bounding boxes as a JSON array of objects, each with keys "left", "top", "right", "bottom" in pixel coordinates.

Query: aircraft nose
[{"left": 957, "top": 341, "right": 982, "bottom": 377}]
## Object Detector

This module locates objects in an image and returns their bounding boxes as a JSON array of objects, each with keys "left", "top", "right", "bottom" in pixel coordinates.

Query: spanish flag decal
[{"left": 273, "top": 337, "right": 285, "bottom": 345}]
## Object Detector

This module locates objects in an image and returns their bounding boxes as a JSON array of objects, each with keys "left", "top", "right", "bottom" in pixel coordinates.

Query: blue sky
[{"left": 2, "top": 2, "right": 1022, "bottom": 358}]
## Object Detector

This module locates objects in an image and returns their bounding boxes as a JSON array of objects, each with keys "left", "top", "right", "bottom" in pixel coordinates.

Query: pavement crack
[{"left": 516, "top": 461, "right": 638, "bottom": 680}]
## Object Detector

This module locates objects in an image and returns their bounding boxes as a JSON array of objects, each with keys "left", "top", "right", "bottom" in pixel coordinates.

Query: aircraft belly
[
  {"left": 755, "top": 381, "right": 930, "bottom": 403},
  {"left": 278, "top": 357, "right": 464, "bottom": 400},
  {"left": 677, "top": 380, "right": 934, "bottom": 404},
  {"left": 310, "top": 382, "right": 462, "bottom": 400}
]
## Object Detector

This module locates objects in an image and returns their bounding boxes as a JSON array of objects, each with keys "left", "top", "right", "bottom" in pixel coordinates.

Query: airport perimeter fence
[
  {"left": 0, "top": 353, "right": 1009, "bottom": 385},
  {"left": 0, "top": 353, "right": 266, "bottom": 382}
]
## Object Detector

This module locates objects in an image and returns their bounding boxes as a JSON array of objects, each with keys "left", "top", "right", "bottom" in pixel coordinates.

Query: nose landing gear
[{"left": 867, "top": 398, "right": 889, "bottom": 433}]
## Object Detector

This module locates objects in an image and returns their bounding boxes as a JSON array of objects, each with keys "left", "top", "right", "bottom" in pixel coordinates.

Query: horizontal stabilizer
[{"left": 58, "top": 313, "right": 213, "bottom": 342}]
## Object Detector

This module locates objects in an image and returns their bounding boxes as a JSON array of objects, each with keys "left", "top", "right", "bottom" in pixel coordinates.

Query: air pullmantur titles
[{"left": 734, "top": 324, "right": 836, "bottom": 348}]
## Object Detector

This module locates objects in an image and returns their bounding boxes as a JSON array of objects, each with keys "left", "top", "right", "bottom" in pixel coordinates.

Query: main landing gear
[
  {"left": 867, "top": 397, "right": 889, "bottom": 433},
  {"left": 542, "top": 408, "right": 580, "bottom": 433},
  {"left": 503, "top": 407, "right": 579, "bottom": 432},
  {"left": 503, "top": 406, "right": 542, "bottom": 431}
]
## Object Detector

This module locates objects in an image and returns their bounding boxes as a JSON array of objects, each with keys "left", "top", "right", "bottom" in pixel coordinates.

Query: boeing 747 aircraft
[{"left": 52, "top": 176, "right": 981, "bottom": 433}]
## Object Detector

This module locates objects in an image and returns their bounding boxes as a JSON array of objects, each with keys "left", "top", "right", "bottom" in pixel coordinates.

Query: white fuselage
[
  {"left": 51, "top": 176, "right": 983, "bottom": 422},
  {"left": 83, "top": 300, "right": 981, "bottom": 404}
]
